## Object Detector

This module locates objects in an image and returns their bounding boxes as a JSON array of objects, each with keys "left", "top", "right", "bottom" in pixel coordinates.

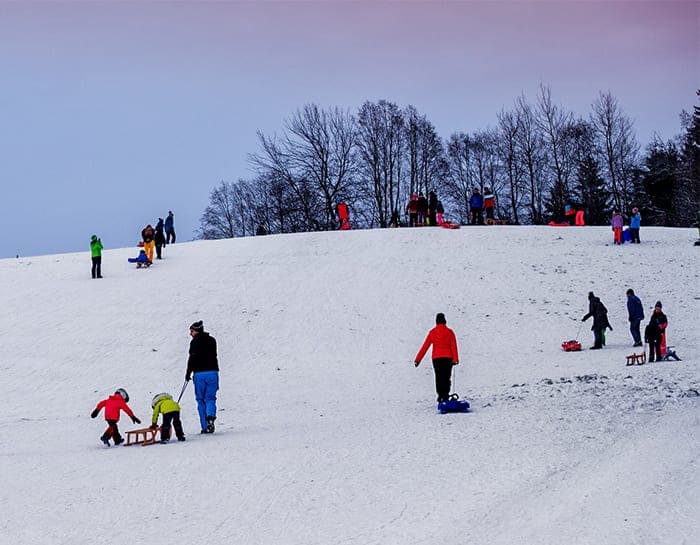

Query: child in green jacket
[{"left": 150, "top": 393, "right": 186, "bottom": 443}]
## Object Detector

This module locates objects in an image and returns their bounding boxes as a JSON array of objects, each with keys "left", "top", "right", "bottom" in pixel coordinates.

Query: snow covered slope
[{"left": 0, "top": 225, "right": 698, "bottom": 544}]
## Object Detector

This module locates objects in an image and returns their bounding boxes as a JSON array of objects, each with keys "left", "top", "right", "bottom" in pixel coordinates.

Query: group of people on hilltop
[
  {"left": 404, "top": 191, "right": 446, "bottom": 227},
  {"left": 611, "top": 207, "right": 641, "bottom": 244},
  {"left": 90, "top": 210, "right": 176, "bottom": 276},
  {"left": 91, "top": 319, "right": 221, "bottom": 446},
  {"left": 402, "top": 187, "right": 497, "bottom": 227},
  {"left": 582, "top": 290, "right": 676, "bottom": 362}
]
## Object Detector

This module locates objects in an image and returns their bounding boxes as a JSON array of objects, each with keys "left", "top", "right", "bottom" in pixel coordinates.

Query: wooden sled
[
  {"left": 625, "top": 352, "right": 646, "bottom": 366},
  {"left": 485, "top": 218, "right": 508, "bottom": 225},
  {"left": 125, "top": 426, "right": 164, "bottom": 446}
]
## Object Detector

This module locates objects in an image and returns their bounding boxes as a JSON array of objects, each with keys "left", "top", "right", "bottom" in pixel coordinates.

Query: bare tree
[
  {"left": 514, "top": 94, "right": 547, "bottom": 223},
  {"left": 590, "top": 91, "right": 640, "bottom": 212},
  {"left": 356, "top": 100, "right": 405, "bottom": 227},
  {"left": 251, "top": 104, "right": 356, "bottom": 231},
  {"left": 496, "top": 107, "right": 525, "bottom": 224},
  {"left": 537, "top": 85, "right": 576, "bottom": 219}
]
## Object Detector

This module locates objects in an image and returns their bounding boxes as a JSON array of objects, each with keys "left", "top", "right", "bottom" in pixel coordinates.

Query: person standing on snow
[
  {"left": 164, "top": 211, "right": 176, "bottom": 244},
  {"left": 626, "top": 289, "right": 644, "bottom": 347},
  {"left": 469, "top": 188, "right": 484, "bottom": 225},
  {"left": 645, "top": 302, "right": 668, "bottom": 362},
  {"left": 90, "top": 234, "right": 103, "bottom": 279},
  {"left": 150, "top": 393, "right": 186, "bottom": 443},
  {"left": 414, "top": 313, "right": 459, "bottom": 402},
  {"left": 582, "top": 291, "right": 612, "bottom": 350},
  {"left": 185, "top": 320, "right": 219, "bottom": 434}
]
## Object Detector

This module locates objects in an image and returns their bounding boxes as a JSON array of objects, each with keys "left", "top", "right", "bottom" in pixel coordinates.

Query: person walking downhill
[
  {"left": 185, "top": 320, "right": 220, "bottom": 434},
  {"left": 90, "top": 234, "right": 103, "bottom": 279},
  {"left": 414, "top": 313, "right": 460, "bottom": 402},
  {"left": 626, "top": 289, "right": 644, "bottom": 347}
]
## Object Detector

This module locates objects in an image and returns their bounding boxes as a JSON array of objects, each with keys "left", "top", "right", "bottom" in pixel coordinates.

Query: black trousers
[
  {"left": 102, "top": 419, "right": 122, "bottom": 442},
  {"left": 432, "top": 358, "right": 453, "bottom": 401},
  {"left": 166, "top": 229, "right": 176, "bottom": 244},
  {"left": 648, "top": 339, "right": 662, "bottom": 362},
  {"left": 162, "top": 411, "right": 185, "bottom": 440},
  {"left": 155, "top": 243, "right": 163, "bottom": 259},
  {"left": 91, "top": 256, "right": 102, "bottom": 278}
]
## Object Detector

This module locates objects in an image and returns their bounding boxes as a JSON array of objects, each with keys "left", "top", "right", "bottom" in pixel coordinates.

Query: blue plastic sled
[{"left": 438, "top": 394, "right": 470, "bottom": 414}]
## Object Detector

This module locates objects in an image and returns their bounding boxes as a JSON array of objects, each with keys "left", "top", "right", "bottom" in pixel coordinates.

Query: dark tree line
[{"left": 198, "top": 87, "right": 700, "bottom": 238}]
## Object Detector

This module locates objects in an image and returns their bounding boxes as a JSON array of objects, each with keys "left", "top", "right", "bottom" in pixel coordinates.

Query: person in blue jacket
[
  {"left": 626, "top": 288, "right": 644, "bottom": 347},
  {"left": 629, "top": 207, "right": 641, "bottom": 243},
  {"left": 469, "top": 188, "right": 484, "bottom": 225}
]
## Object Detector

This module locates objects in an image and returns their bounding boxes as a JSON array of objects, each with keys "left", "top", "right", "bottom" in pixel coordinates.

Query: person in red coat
[
  {"left": 91, "top": 388, "right": 141, "bottom": 446},
  {"left": 414, "top": 313, "right": 460, "bottom": 402}
]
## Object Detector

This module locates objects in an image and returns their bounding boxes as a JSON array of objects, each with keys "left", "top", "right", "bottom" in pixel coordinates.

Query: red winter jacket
[
  {"left": 415, "top": 324, "right": 459, "bottom": 364},
  {"left": 94, "top": 394, "right": 135, "bottom": 422}
]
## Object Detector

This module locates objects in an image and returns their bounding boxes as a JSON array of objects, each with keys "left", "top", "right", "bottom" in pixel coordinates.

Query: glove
[
  {"left": 131, "top": 416, "right": 141, "bottom": 424},
  {"left": 453, "top": 361, "right": 459, "bottom": 366},
  {"left": 414, "top": 361, "right": 420, "bottom": 367},
  {"left": 90, "top": 409, "right": 99, "bottom": 419},
  {"left": 149, "top": 423, "right": 158, "bottom": 430},
  {"left": 185, "top": 373, "right": 191, "bottom": 382},
  {"left": 581, "top": 317, "right": 586, "bottom": 322}
]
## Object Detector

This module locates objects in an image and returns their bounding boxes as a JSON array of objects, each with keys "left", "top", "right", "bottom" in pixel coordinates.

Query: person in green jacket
[
  {"left": 150, "top": 393, "right": 186, "bottom": 443},
  {"left": 90, "top": 235, "right": 103, "bottom": 279}
]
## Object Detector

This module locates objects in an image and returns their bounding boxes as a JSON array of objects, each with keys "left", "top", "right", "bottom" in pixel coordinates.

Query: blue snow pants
[{"left": 193, "top": 371, "right": 219, "bottom": 431}]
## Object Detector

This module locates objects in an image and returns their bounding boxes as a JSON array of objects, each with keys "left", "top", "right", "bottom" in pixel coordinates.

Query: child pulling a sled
[
  {"left": 414, "top": 313, "right": 459, "bottom": 403},
  {"left": 91, "top": 388, "right": 141, "bottom": 446}
]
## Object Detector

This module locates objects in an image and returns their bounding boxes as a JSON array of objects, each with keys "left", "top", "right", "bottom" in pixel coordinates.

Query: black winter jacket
[{"left": 187, "top": 332, "right": 219, "bottom": 377}]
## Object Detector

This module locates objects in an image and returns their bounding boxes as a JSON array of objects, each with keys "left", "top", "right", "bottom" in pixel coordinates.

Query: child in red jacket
[
  {"left": 91, "top": 388, "right": 141, "bottom": 446},
  {"left": 414, "top": 313, "right": 460, "bottom": 402}
]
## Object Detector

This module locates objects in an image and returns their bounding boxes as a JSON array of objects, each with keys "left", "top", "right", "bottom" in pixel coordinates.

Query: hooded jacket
[{"left": 90, "top": 237, "right": 103, "bottom": 258}]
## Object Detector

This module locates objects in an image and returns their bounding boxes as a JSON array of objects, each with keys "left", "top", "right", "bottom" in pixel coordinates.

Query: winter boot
[
  {"left": 100, "top": 434, "right": 111, "bottom": 447},
  {"left": 206, "top": 416, "right": 216, "bottom": 433},
  {"left": 177, "top": 436, "right": 186, "bottom": 442}
]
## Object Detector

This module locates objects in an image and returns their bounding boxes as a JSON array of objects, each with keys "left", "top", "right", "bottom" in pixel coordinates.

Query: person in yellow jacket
[{"left": 150, "top": 393, "right": 186, "bottom": 443}]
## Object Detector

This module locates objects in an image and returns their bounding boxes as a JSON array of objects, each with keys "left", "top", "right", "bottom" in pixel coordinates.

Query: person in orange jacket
[
  {"left": 414, "top": 313, "right": 459, "bottom": 402},
  {"left": 91, "top": 388, "right": 141, "bottom": 447}
]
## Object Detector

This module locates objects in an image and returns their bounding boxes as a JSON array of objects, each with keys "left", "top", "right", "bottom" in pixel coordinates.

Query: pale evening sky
[{"left": 0, "top": 0, "right": 697, "bottom": 258}]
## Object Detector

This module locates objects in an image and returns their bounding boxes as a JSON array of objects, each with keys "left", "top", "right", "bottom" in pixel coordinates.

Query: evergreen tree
[
  {"left": 572, "top": 154, "right": 611, "bottom": 225},
  {"left": 641, "top": 138, "right": 681, "bottom": 226}
]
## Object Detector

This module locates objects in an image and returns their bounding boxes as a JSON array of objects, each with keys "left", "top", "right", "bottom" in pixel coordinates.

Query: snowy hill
[{"left": 1, "top": 226, "right": 698, "bottom": 545}]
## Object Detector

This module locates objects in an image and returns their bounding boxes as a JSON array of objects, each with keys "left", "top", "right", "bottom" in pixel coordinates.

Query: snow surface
[{"left": 0, "top": 225, "right": 698, "bottom": 545}]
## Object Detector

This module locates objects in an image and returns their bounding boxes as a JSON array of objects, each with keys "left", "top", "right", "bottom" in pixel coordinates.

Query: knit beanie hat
[
  {"left": 91, "top": 235, "right": 97, "bottom": 242},
  {"left": 588, "top": 291, "right": 595, "bottom": 300},
  {"left": 655, "top": 301, "right": 662, "bottom": 309},
  {"left": 435, "top": 313, "right": 446, "bottom": 325},
  {"left": 190, "top": 320, "right": 204, "bottom": 332}
]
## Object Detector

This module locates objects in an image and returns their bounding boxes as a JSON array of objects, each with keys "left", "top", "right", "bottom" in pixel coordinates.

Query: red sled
[
  {"left": 561, "top": 340, "right": 582, "bottom": 352},
  {"left": 440, "top": 221, "right": 461, "bottom": 230}
]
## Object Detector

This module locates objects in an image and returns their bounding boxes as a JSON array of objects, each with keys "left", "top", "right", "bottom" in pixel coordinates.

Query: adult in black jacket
[
  {"left": 186, "top": 320, "right": 220, "bottom": 433},
  {"left": 582, "top": 292, "right": 612, "bottom": 349},
  {"left": 644, "top": 302, "right": 668, "bottom": 362}
]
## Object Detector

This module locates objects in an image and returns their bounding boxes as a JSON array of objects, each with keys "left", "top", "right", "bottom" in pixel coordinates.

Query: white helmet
[
  {"left": 151, "top": 392, "right": 172, "bottom": 408},
  {"left": 114, "top": 388, "right": 129, "bottom": 402}
]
